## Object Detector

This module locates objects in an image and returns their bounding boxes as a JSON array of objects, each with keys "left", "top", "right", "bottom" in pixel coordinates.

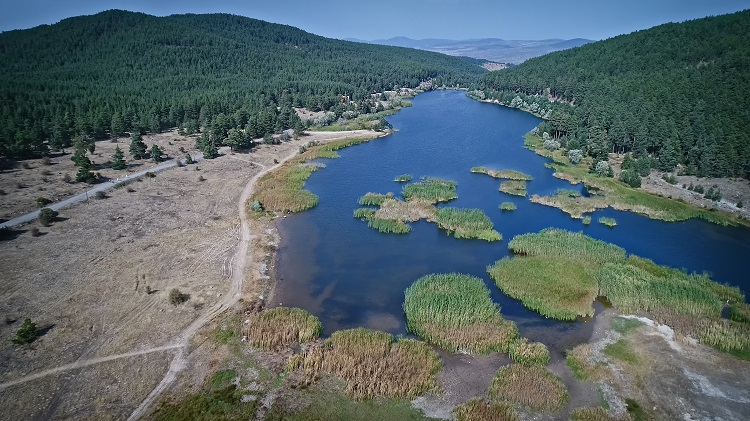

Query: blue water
[{"left": 274, "top": 90, "right": 750, "bottom": 352}]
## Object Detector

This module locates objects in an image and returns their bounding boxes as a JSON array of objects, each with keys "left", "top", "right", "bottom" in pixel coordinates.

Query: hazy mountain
[{"left": 346, "top": 37, "right": 594, "bottom": 64}]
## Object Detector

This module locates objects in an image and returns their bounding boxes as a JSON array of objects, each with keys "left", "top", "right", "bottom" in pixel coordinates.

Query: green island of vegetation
[
  {"left": 403, "top": 273, "right": 549, "bottom": 367},
  {"left": 394, "top": 174, "right": 413, "bottom": 182},
  {"left": 499, "top": 180, "right": 527, "bottom": 197},
  {"left": 500, "top": 202, "right": 516, "bottom": 211},
  {"left": 471, "top": 167, "right": 532, "bottom": 181},
  {"left": 353, "top": 178, "right": 503, "bottom": 241},
  {"left": 487, "top": 228, "right": 750, "bottom": 359},
  {"left": 598, "top": 217, "right": 617, "bottom": 227}
]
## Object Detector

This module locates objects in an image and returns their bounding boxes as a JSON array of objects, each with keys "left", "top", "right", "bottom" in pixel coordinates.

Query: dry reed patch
[
  {"left": 287, "top": 328, "right": 442, "bottom": 400},
  {"left": 488, "top": 256, "right": 599, "bottom": 320},
  {"left": 245, "top": 307, "right": 322, "bottom": 350},
  {"left": 530, "top": 193, "right": 608, "bottom": 219},
  {"left": 499, "top": 180, "right": 527, "bottom": 196},
  {"left": 404, "top": 273, "right": 519, "bottom": 354},
  {"left": 454, "top": 398, "right": 519, "bottom": 421},
  {"left": 571, "top": 407, "right": 632, "bottom": 421},
  {"left": 471, "top": 167, "right": 532, "bottom": 181},
  {"left": 488, "top": 364, "right": 568, "bottom": 411},
  {"left": 507, "top": 338, "right": 550, "bottom": 367},
  {"left": 375, "top": 197, "right": 436, "bottom": 222},
  {"left": 565, "top": 343, "right": 605, "bottom": 381}
]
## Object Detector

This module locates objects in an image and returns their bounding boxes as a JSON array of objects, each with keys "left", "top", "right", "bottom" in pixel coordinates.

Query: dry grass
[
  {"left": 499, "top": 180, "right": 527, "bottom": 196},
  {"left": 403, "top": 273, "right": 518, "bottom": 354},
  {"left": 287, "top": 328, "right": 442, "bottom": 400},
  {"left": 488, "top": 364, "right": 568, "bottom": 411},
  {"left": 530, "top": 193, "right": 607, "bottom": 219},
  {"left": 375, "top": 197, "right": 436, "bottom": 222},
  {"left": 507, "top": 338, "right": 550, "bottom": 367},
  {"left": 471, "top": 167, "right": 532, "bottom": 181},
  {"left": 565, "top": 343, "right": 602, "bottom": 381},
  {"left": 245, "top": 307, "right": 322, "bottom": 351},
  {"left": 454, "top": 398, "right": 519, "bottom": 421},
  {"left": 571, "top": 407, "right": 632, "bottom": 421}
]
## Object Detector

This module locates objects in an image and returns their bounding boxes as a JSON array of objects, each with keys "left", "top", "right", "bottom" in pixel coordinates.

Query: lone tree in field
[
  {"left": 13, "top": 318, "right": 38, "bottom": 345},
  {"left": 149, "top": 144, "right": 164, "bottom": 162},
  {"left": 38, "top": 207, "right": 58, "bottom": 226},
  {"left": 129, "top": 132, "right": 147, "bottom": 159},
  {"left": 111, "top": 146, "right": 126, "bottom": 170},
  {"left": 169, "top": 288, "right": 187, "bottom": 305}
]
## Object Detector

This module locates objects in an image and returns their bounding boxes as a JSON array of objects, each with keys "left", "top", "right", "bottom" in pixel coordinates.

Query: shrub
[
  {"left": 145, "top": 171, "right": 156, "bottom": 178},
  {"left": 30, "top": 227, "right": 41, "bottom": 237},
  {"left": 595, "top": 161, "right": 613, "bottom": 177},
  {"left": 169, "top": 288, "right": 187, "bottom": 305},
  {"left": 94, "top": 191, "right": 106, "bottom": 200},
  {"left": 568, "top": 149, "right": 583, "bottom": 164},
  {"left": 36, "top": 197, "right": 53, "bottom": 208},
  {"left": 619, "top": 169, "right": 641, "bottom": 188},
  {"left": 62, "top": 173, "right": 72, "bottom": 183},
  {"left": 41, "top": 156, "right": 51, "bottom": 166},
  {"left": 38, "top": 207, "right": 58, "bottom": 226},
  {"left": 737, "top": 201, "right": 744, "bottom": 208},
  {"left": 693, "top": 184, "right": 705, "bottom": 194},
  {"left": 13, "top": 318, "right": 38, "bottom": 345}
]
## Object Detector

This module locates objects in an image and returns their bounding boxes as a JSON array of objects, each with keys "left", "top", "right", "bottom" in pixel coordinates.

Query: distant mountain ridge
[{"left": 345, "top": 36, "right": 594, "bottom": 64}]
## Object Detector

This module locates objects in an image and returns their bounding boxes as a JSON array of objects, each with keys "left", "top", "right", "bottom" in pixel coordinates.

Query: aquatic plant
[
  {"left": 287, "top": 328, "right": 442, "bottom": 399},
  {"left": 487, "top": 256, "right": 599, "bottom": 320},
  {"left": 508, "top": 228, "right": 627, "bottom": 265},
  {"left": 358, "top": 192, "right": 393, "bottom": 206},
  {"left": 434, "top": 207, "right": 502, "bottom": 242},
  {"left": 507, "top": 338, "right": 550, "bottom": 366},
  {"left": 555, "top": 188, "right": 581, "bottom": 197},
  {"left": 394, "top": 174, "right": 412, "bottom": 182},
  {"left": 500, "top": 202, "right": 516, "bottom": 211},
  {"left": 599, "top": 217, "right": 617, "bottom": 227},
  {"left": 488, "top": 365, "right": 568, "bottom": 411},
  {"left": 245, "top": 307, "right": 322, "bottom": 350},
  {"left": 471, "top": 167, "right": 532, "bottom": 181},
  {"left": 603, "top": 339, "right": 638, "bottom": 364},
  {"left": 499, "top": 180, "right": 527, "bottom": 196},
  {"left": 402, "top": 177, "right": 457, "bottom": 203},
  {"left": 454, "top": 398, "right": 518, "bottom": 421},
  {"left": 403, "top": 273, "right": 518, "bottom": 354},
  {"left": 582, "top": 216, "right": 592, "bottom": 225},
  {"left": 571, "top": 407, "right": 630, "bottom": 421},
  {"left": 367, "top": 217, "right": 411, "bottom": 234},
  {"left": 352, "top": 208, "right": 376, "bottom": 219}
]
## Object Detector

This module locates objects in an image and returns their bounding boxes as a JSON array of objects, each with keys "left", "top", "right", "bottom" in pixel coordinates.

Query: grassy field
[
  {"left": 250, "top": 136, "right": 377, "bottom": 213},
  {"left": 454, "top": 398, "right": 518, "bottom": 421},
  {"left": 403, "top": 273, "right": 518, "bottom": 354},
  {"left": 499, "top": 180, "right": 527, "bottom": 196},
  {"left": 524, "top": 133, "right": 747, "bottom": 226},
  {"left": 287, "top": 328, "right": 442, "bottom": 400},
  {"left": 471, "top": 167, "right": 532, "bottom": 181},
  {"left": 488, "top": 256, "right": 599, "bottom": 320},
  {"left": 488, "top": 364, "right": 568, "bottom": 411},
  {"left": 244, "top": 307, "right": 322, "bottom": 350}
]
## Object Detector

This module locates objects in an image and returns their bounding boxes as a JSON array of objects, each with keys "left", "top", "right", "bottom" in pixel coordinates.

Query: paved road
[{"left": 0, "top": 154, "right": 203, "bottom": 230}]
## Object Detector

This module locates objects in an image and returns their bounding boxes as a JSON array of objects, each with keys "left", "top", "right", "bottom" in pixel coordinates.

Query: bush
[
  {"left": 94, "top": 191, "right": 106, "bottom": 200},
  {"left": 30, "top": 227, "right": 41, "bottom": 237},
  {"left": 13, "top": 318, "right": 38, "bottom": 345},
  {"left": 38, "top": 207, "right": 58, "bottom": 226},
  {"left": 594, "top": 160, "right": 613, "bottom": 177},
  {"left": 619, "top": 169, "right": 641, "bottom": 188},
  {"left": 36, "top": 197, "right": 53, "bottom": 208},
  {"left": 568, "top": 149, "right": 583, "bottom": 164},
  {"left": 693, "top": 184, "right": 705, "bottom": 194},
  {"left": 169, "top": 288, "right": 187, "bottom": 305},
  {"left": 145, "top": 172, "right": 156, "bottom": 178}
]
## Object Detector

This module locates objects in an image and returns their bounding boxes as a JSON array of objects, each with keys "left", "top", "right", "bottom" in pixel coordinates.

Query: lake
[{"left": 273, "top": 90, "right": 750, "bottom": 354}]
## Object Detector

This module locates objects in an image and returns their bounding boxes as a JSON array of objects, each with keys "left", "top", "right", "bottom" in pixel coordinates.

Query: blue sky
[{"left": 1, "top": 0, "right": 749, "bottom": 40}]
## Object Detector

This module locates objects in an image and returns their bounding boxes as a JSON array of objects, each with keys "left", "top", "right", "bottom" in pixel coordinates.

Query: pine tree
[
  {"left": 111, "top": 146, "right": 126, "bottom": 170},
  {"left": 12, "top": 318, "right": 38, "bottom": 345},
  {"left": 149, "top": 144, "right": 163, "bottom": 162},
  {"left": 129, "top": 132, "right": 147, "bottom": 159}
]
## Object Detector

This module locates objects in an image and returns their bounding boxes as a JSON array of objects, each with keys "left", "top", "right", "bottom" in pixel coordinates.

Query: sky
[{"left": 1, "top": 0, "right": 749, "bottom": 41}]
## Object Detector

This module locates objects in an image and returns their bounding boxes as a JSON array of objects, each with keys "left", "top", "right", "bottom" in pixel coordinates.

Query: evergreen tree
[
  {"left": 111, "top": 146, "right": 126, "bottom": 170},
  {"left": 129, "top": 132, "right": 147, "bottom": 159},
  {"left": 149, "top": 144, "right": 163, "bottom": 162},
  {"left": 12, "top": 318, "right": 37, "bottom": 345}
]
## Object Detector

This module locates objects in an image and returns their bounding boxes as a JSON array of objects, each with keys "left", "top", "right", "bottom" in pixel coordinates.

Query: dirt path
[{"left": 126, "top": 148, "right": 301, "bottom": 421}]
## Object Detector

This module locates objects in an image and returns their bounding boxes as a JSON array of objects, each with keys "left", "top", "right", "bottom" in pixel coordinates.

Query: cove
[{"left": 273, "top": 90, "right": 750, "bottom": 353}]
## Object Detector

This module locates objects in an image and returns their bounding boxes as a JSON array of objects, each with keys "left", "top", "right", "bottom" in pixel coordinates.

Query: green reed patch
[
  {"left": 508, "top": 228, "right": 627, "bottom": 265},
  {"left": 435, "top": 207, "right": 502, "bottom": 242},
  {"left": 353, "top": 208, "right": 376, "bottom": 219},
  {"left": 499, "top": 180, "right": 527, "bottom": 196},
  {"left": 367, "top": 217, "right": 411, "bottom": 234},
  {"left": 454, "top": 398, "right": 519, "bottom": 421},
  {"left": 394, "top": 174, "right": 412, "bottom": 182},
  {"left": 599, "top": 217, "right": 617, "bottom": 227},
  {"left": 358, "top": 192, "right": 393, "bottom": 206},
  {"left": 488, "top": 256, "right": 599, "bottom": 320},
  {"left": 403, "top": 273, "right": 518, "bottom": 354},
  {"left": 402, "top": 177, "right": 458, "bottom": 203},
  {"left": 500, "top": 202, "right": 516, "bottom": 211},
  {"left": 471, "top": 167, "right": 532, "bottom": 181},
  {"left": 603, "top": 339, "right": 639, "bottom": 364},
  {"left": 488, "top": 364, "right": 568, "bottom": 411},
  {"left": 245, "top": 307, "right": 322, "bottom": 350}
]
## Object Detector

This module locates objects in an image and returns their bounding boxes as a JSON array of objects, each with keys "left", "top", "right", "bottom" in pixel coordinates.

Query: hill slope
[
  {"left": 0, "top": 10, "right": 486, "bottom": 158},
  {"left": 479, "top": 10, "right": 750, "bottom": 178}
]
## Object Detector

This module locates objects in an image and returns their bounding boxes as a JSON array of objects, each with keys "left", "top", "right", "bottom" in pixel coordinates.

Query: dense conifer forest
[
  {"left": 0, "top": 10, "right": 486, "bottom": 158},
  {"left": 477, "top": 10, "right": 750, "bottom": 178}
]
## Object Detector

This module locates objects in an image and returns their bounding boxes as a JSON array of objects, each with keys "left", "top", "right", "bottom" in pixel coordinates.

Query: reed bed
[
  {"left": 488, "top": 365, "right": 568, "bottom": 411},
  {"left": 508, "top": 228, "right": 627, "bottom": 265},
  {"left": 454, "top": 398, "right": 519, "bottom": 421},
  {"left": 245, "top": 307, "right": 322, "bottom": 350},
  {"left": 487, "top": 256, "right": 599, "bottom": 320},
  {"left": 367, "top": 217, "right": 411, "bottom": 234},
  {"left": 499, "top": 180, "right": 527, "bottom": 197},
  {"left": 530, "top": 194, "right": 608, "bottom": 219},
  {"left": 300, "top": 137, "right": 374, "bottom": 160},
  {"left": 730, "top": 303, "right": 750, "bottom": 324},
  {"left": 599, "top": 217, "right": 617, "bottom": 227},
  {"left": 434, "top": 207, "right": 502, "bottom": 242},
  {"left": 375, "top": 198, "right": 436, "bottom": 222},
  {"left": 287, "top": 328, "right": 442, "bottom": 399},
  {"left": 571, "top": 407, "right": 631, "bottom": 421},
  {"left": 582, "top": 216, "right": 592, "bottom": 225},
  {"left": 402, "top": 178, "right": 458, "bottom": 203},
  {"left": 403, "top": 273, "right": 518, "bottom": 354},
  {"left": 358, "top": 192, "right": 393, "bottom": 206},
  {"left": 394, "top": 174, "right": 412, "bottom": 182},
  {"left": 507, "top": 338, "right": 550, "bottom": 366},
  {"left": 650, "top": 312, "right": 750, "bottom": 358},
  {"left": 555, "top": 188, "right": 581, "bottom": 197},
  {"left": 596, "top": 263, "right": 724, "bottom": 318},
  {"left": 471, "top": 167, "right": 532, "bottom": 181},
  {"left": 252, "top": 162, "right": 321, "bottom": 212},
  {"left": 500, "top": 202, "right": 516, "bottom": 211},
  {"left": 353, "top": 208, "right": 376, "bottom": 219}
]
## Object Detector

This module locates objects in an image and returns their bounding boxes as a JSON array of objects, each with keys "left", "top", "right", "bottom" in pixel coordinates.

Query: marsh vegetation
[
  {"left": 244, "top": 307, "right": 322, "bottom": 350},
  {"left": 488, "top": 364, "right": 568, "bottom": 411},
  {"left": 499, "top": 180, "right": 527, "bottom": 197},
  {"left": 470, "top": 167, "right": 532, "bottom": 181}
]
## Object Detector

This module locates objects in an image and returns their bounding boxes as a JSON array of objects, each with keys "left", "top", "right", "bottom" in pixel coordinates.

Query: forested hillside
[
  {"left": 0, "top": 10, "right": 486, "bottom": 158},
  {"left": 478, "top": 10, "right": 750, "bottom": 178}
]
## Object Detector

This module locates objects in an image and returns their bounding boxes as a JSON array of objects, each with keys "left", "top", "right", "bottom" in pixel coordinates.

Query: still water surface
[{"left": 274, "top": 90, "right": 750, "bottom": 353}]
